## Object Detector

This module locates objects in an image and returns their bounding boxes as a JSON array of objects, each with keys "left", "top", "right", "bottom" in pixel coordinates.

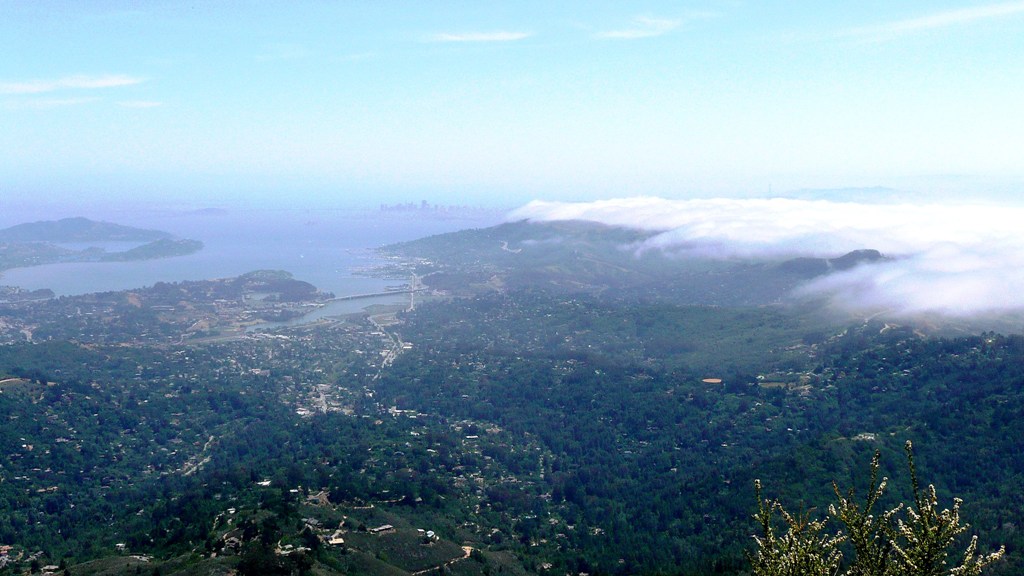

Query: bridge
[{"left": 324, "top": 288, "right": 423, "bottom": 302}]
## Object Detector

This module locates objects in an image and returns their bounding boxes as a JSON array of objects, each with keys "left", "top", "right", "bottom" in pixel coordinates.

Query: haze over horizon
[{"left": 3, "top": 1, "right": 1024, "bottom": 208}]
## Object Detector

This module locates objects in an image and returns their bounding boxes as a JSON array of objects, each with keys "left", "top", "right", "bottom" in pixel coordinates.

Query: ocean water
[{"left": 0, "top": 206, "right": 504, "bottom": 298}]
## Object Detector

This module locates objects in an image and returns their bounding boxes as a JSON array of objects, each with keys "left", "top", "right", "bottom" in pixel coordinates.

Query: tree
[
  {"left": 747, "top": 478, "right": 844, "bottom": 576},
  {"left": 749, "top": 442, "right": 1004, "bottom": 576}
]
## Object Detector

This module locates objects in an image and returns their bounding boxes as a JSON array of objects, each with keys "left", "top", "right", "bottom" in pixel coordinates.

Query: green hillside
[{"left": 0, "top": 222, "right": 1015, "bottom": 576}]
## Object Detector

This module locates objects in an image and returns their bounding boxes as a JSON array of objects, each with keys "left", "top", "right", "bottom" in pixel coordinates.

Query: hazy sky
[{"left": 3, "top": 1, "right": 1024, "bottom": 208}]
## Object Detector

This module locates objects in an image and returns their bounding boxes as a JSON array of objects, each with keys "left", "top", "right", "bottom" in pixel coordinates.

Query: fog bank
[{"left": 509, "top": 197, "right": 1024, "bottom": 318}]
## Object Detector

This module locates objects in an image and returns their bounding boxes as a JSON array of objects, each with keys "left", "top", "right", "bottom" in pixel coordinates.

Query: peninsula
[{"left": 0, "top": 216, "right": 204, "bottom": 272}]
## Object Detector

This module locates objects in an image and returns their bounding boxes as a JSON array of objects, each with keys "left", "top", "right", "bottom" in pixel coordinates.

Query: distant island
[
  {"left": 0, "top": 216, "right": 171, "bottom": 243},
  {"left": 0, "top": 216, "right": 204, "bottom": 273}
]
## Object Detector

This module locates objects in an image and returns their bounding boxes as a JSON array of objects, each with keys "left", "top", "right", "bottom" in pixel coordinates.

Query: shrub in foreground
[{"left": 748, "top": 441, "right": 1004, "bottom": 576}]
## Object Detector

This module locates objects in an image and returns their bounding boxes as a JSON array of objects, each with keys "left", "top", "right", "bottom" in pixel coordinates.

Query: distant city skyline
[{"left": 3, "top": 1, "right": 1024, "bottom": 208}]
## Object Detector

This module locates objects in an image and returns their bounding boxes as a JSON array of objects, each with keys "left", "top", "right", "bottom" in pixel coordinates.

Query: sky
[{"left": 3, "top": 1, "right": 1024, "bottom": 209}]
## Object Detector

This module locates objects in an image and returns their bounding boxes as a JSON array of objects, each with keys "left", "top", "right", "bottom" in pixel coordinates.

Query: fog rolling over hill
[
  {"left": 385, "top": 219, "right": 885, "bottom": 313},
  {"left": 507, "top": 197, "right": 1024, "bottom": 326}
]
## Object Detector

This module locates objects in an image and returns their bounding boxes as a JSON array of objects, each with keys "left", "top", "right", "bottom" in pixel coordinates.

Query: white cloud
[
  {"left": 843, "top": 1, "right": 1024, "bottom": 41},
  {"left": 509, "top": 197, "right": 1024, "bottom": 318},
  {"left": 117, "top": 100, "right": 162, "bottom": 108},
  {"left": 430, "top": 31, "right": 532, "bottom": 43},
  {"left": 797, "top": 246, "right": 1024, "bottom": 317},
  {"left": 0, "top": 74, "right": 144, "bottom": 95},
  {"left": 596, "top": 16, "right": 682, "bottom": 39}
]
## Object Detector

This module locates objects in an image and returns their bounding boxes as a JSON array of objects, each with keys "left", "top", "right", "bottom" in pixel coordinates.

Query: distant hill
[
  {"left": 0, "top": 217, "right": 202, "bottom": 274},
  {"left": 0, "top": 216, "right": 170, "bottom": 242},
  {"left": 101, "top": 238, "right": 205, "bottom": 262},
  {"left": 775, "top": 248, "right": 888, "bottom": 276},
  {"left": 383, "top": 219, "right": 887, "bottom": 307}
]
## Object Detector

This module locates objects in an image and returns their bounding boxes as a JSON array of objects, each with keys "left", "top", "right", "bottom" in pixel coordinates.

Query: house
[{"left": 222, "top": 529, "right": 244, "bottom": 553}]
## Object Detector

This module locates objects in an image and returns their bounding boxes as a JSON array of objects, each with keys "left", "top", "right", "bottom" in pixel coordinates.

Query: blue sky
[{"left": 3, "top": 1, "right": 1024, "bottom": 209}]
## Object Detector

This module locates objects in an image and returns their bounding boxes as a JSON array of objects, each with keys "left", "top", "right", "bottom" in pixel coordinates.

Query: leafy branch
[{"left": 751, "top": 442, "right": 1004, "bottom": 576}]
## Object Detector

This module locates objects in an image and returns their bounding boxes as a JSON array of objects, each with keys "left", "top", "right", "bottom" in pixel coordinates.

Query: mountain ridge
[
  {"left": 383, "top": 219, "right": 889, "bottom": 308},
  {"left": 0, "top": 216, "right": 171, "bottom": 243}
]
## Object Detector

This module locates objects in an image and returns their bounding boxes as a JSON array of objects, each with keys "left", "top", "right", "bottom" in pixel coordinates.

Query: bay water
[{"left": 0, "top": 206, "right": 504, "bottom": 310}]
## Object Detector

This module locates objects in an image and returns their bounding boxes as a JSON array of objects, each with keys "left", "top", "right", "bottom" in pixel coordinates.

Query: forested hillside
[{"left": 0, "top": 221, "right": 1017, "bottom": 575}]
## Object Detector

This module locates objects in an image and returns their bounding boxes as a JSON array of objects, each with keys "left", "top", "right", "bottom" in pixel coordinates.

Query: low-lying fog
[{"left": 512, "top": 197, "right": 1024, "bottom": 319}]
